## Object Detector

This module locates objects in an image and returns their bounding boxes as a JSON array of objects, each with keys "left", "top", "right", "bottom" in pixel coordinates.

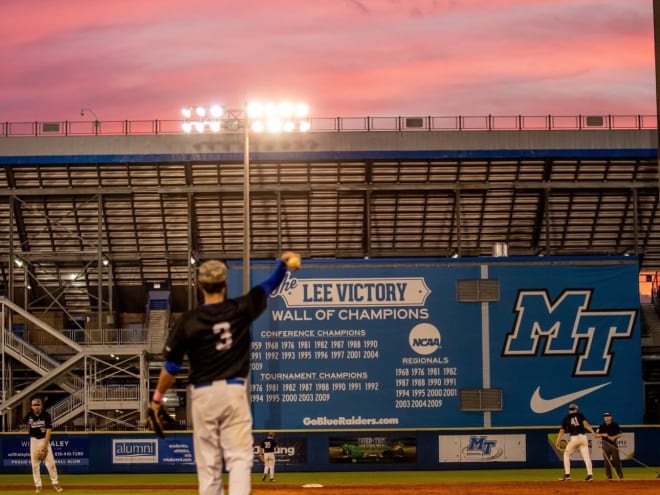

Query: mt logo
[{"left": 501, "top": 289, "right": 636, "bottom": 376}]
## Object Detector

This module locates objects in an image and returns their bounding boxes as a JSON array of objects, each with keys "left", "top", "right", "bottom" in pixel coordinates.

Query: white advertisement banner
[
  {"left": 112, "top": 439, "right": 158, "bottom": 464},
  {"left": 438, "top": 434, "right": 526, "bottom": 462},
  {"left": 559, "top": 433, "right": 635, "bottom": 461}
]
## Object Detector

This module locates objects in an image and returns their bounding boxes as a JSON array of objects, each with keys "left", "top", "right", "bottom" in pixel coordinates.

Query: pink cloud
[{"left": 0, "top": 0, "right": 654, "bottom": 121}]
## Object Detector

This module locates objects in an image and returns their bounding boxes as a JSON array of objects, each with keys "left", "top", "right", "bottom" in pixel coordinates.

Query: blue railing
[{"left": 1, "top": 114, "right": 656, "bottom": 137}]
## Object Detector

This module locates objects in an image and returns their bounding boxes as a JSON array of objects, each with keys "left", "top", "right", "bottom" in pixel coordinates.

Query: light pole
[
  {"left": 80, "top": 108, "right": 99, "bottom": 134},
  {"left": 180, "top": 101, "right": 310, "bottom": 292},
  {"left": 242, "top": 114, "right": 250, "bottom": 293}
]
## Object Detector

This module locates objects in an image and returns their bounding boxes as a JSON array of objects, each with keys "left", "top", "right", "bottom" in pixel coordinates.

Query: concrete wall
[{"left": 1, "top": 129, "right": 656, "bottom": 163}]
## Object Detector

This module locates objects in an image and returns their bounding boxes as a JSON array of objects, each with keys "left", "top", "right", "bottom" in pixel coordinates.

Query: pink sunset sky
[{"left": 0, "top": 0, "right": 655, "bottom": 121}]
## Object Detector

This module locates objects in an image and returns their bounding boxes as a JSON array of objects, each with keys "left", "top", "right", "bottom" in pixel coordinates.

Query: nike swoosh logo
[{"left": 530, "top": 382, "right": 611, "bottom": 414}]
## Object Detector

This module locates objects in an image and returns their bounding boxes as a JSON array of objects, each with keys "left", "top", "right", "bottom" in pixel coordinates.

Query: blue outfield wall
[
  {"left": 1, "top": 428, "right": 659, "bottom": 473},
  {"left": 239, "top": 255, "right": 643, "bottom": 430}
]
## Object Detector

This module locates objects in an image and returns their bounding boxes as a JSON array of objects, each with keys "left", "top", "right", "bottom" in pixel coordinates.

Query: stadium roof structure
[{"left": 0, "top": 116, "right": 658, "bottom": 318}]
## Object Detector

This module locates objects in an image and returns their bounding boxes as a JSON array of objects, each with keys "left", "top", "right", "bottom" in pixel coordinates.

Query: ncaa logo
[{"left": 409, "top": 323, "right": 441, "bottom": 355}]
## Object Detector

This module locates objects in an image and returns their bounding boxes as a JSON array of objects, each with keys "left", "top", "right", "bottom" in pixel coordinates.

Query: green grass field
[{"left": 0, "top": 468, "right": 658, "bottom": 495}]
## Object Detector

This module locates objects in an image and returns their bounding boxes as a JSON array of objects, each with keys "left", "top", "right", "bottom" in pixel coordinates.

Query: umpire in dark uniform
[{"left": 597, "top": 412, "right": 623, "bottom": 480}]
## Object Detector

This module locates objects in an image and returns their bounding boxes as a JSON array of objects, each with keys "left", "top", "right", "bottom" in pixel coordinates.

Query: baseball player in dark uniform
[
  {"left": 555, "top": 403, "right": 596, "bottom": 481},
  {"left": 151, "top": 252, "right": 300, "bottom": 495},
  {"left": 596, "top": 412, "right": 623, "bottom": 480},
  {"left": 260, "top": 432, "right": 277, "bottom": 481},
  {"left": 23, "top": 398, "right": 64, "bottom": 493}
]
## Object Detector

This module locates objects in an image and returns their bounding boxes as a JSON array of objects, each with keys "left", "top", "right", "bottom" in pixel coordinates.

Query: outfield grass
[{"left": 0, "top": 467, "right": 658, "bottom": 491}]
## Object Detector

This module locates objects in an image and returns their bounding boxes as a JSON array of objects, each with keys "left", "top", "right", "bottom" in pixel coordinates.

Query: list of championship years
[{"left": 249, "top": 328, "right": 458, "bottom": 409}]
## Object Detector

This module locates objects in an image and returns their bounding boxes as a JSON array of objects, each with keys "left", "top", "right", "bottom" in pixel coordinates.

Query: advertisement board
[
  {"left": 2, "top": 436, "right": 89, "bottom": 468},
  {"left": 438, "top": 434, "right": 526, "bottom": 462},
  {"left": 548, "top": 432, "right": 636, "bottom": 462},
  {"left": 253, "top": 435, "right": 308, "bottom": 466},
  {"left": 111, "top": 436, "right": 195, "bottom": 465},
  {"left": 328, "top": 434, "right": 416, "bottom": 464}
]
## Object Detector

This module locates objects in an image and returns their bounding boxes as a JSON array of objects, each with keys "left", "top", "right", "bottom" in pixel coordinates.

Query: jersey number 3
[{"left": 213, "top": 322, "right": 233, "bottom": 351}]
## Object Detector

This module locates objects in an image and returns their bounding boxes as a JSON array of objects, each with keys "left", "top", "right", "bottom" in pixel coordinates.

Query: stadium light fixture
[{"left": 180, "top": 101, "right": 310, "bottom": 134}]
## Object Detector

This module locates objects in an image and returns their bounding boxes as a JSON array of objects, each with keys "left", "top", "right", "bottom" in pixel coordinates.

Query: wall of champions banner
[{"left": 238, "top": 257, "right": 642, "bottom": 430}]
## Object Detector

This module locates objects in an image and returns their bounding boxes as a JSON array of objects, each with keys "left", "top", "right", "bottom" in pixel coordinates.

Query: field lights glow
[{"left": 181, "top": 101, "right": 310, "bottom": 134}]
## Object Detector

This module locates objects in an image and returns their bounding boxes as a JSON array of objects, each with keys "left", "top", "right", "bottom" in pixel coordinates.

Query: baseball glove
[
  {"left": 146, "top": 400, "right": 175, "bottom": 438},
  {"left": 36, "top": 448, "right": 48, "bottom": 461}
]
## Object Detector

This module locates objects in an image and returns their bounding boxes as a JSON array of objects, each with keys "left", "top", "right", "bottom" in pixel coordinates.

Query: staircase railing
[
  {"left": 2, "top": 329, "right": 83, "bottom": 391},
  {"left": 50, "top": 389, "right": 85, "bottom": 427}
]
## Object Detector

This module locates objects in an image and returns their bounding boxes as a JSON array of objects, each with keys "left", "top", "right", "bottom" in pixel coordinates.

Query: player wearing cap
[
  {"left": 555, "top": 403, "right": 597, "bottom": 481},
  {"left": 151, "top": 252, "right": 301, "bottom": 495},
  {"left": 596, "top": 412, "right": 623, "bottom": 480},
  {"left": 23, "top": 398, "right": 64, "bottom": 493},
  {"left": 260, "top": 432, "right": 278, "bottom": 481}
]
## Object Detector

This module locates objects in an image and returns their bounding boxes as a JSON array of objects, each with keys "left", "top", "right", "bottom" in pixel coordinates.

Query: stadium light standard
[
  {"left": 180, "top": 101, "right": 310, "bottom": 292},
  {"left": 80, "top": 107, "right": 99, "bottom": 134}
]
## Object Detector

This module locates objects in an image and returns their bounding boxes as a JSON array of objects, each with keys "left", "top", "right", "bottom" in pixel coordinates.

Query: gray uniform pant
[
  {"left": 563, "top": 434, "right": 593, "bottom": 476},
  {"left": 191, "top": 379, "right": 253, "bottom": 495},
  {"left": 263, "top": 452, "right": 276, "bottom": 479},
  {"left": 29, "top": 437, "right": 59, "bottom": 488},
  {"left": 602, "top": 442, "right": 623, "bottom": 479}
]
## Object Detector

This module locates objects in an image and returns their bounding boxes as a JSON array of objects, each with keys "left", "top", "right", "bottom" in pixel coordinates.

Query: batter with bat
[
  {"left": 149, "top": 252, "right": 301, "bottom": 495},
  {"left": 23, "top": 398, "right": 64, "bottom": 493}
]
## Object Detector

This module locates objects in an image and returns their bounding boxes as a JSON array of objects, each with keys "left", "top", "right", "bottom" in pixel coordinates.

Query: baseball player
[
  {"left": 555, "top": 403, "right": 596, "bottom": 481},
  {"left": 151, "top": 252, "right": 301, "bottom": 495},
  {"left": 23, "top": 398, "right": 64, "bottom": 493},
  {"left": 260, "top": 432, "right": 278, "bottom": 481},
  {"left": 596, "top": 412, "right": 624, "bottom": 480}
]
